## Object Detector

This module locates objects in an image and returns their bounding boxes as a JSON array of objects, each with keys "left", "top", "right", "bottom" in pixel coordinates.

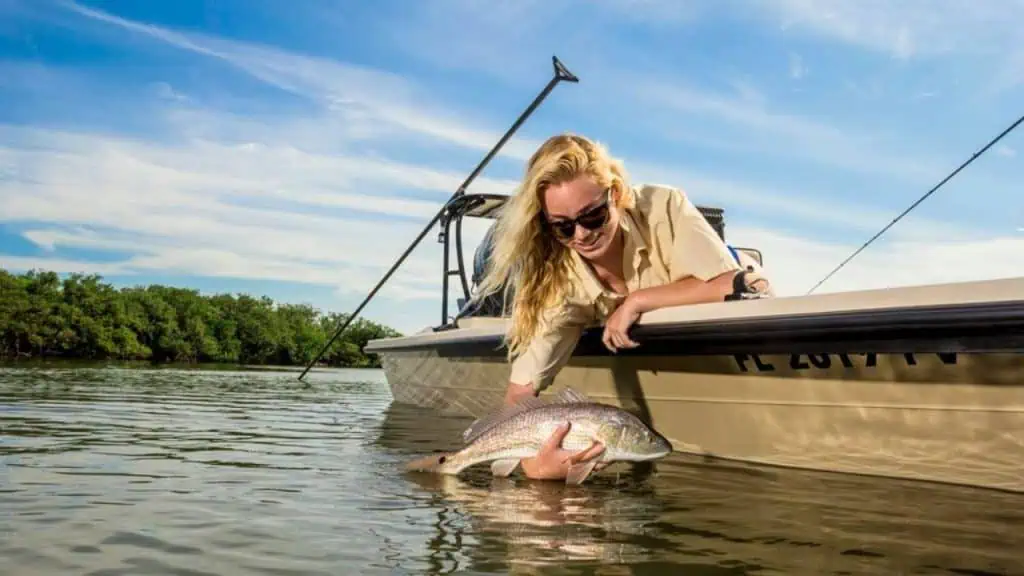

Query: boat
[
  {"left": 363, "top": 190, "right": 1024, "bottom": 494},
  {"left": 302, "top": 55, "right": 1023, "bottom": 493}
]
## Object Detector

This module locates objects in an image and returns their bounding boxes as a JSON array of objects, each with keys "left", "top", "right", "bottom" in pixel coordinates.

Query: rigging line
[{"left": 806, "top": 111, "right": 1024, "bottom": 295}]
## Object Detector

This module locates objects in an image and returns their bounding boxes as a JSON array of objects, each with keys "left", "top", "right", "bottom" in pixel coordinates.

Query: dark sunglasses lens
[
  {"left": 552, "top": 221, "right": 576, "bottom": 238},
  {"left": 577, "top": 205, "right": 609, "bottom": 230},
  {"left": 548, "top": 197, "right": 610, "bottom": 240}
]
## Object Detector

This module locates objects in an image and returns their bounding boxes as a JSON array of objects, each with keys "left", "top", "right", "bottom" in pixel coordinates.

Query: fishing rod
[
  {"left": 298, "top": 56, "right": 579, "bottom": 382},
  {"left": 806, "top": 110, "right": 1024, "bottom": 295}
]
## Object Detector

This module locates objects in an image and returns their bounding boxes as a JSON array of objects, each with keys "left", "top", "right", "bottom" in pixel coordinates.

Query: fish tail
[{"left": 404, "top": 451, "right": 462, "bottom": 475}]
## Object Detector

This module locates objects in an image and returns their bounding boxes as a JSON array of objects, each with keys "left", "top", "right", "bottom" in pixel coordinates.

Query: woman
[{"left": 472, "top": 133, "right": 772, "bottom": 481}]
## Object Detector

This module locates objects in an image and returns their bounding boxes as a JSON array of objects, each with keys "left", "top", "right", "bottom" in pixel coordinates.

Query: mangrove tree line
[{"left": 0, "top": 269, "right": 402, "bottom": 367}]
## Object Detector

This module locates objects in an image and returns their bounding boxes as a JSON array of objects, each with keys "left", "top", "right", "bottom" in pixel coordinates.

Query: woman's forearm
[
  {"left": 503, "top": 380, "right": 536, "bottom": 406},
  {"left": 628, "top": 270, "right": 737, "bottom": 314}
]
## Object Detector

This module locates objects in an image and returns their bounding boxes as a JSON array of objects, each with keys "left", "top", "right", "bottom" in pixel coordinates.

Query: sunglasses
[{"left": 545, "top": 189, "right": 612, "bottom": 241}]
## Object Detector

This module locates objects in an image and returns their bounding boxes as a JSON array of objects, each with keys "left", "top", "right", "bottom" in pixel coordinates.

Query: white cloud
[
  {"left": 152, "top": 81, "right": 187, "bottom": 102},
  {"left": 625, "top": 161, "right": 984, "bottom": 243},
  {"left": 5, "top": 118, "right": 1016, "bottom": 318},
  {"left": 758, "top": 0, "right": 1023, "bottom": 58},
  {"left": 0, "top": 123, "right": 515, "bottom": 303},
  {"left": 732, "top": 225, "right": 1024, "bottom": 295},
  {"left": 618, "top": 75, "right": 945, "bottom": 184},
  {"left": 788, "top": 52, "right": 806, "bottom": 80},
  {"left": 0, "top": 254, "right": 126, "bottom": 277},
  {"left": 58, "top": 0, "right": 545, "bottom": 162},
  {"left": 754, "top": 0, "right": 1024, "bottom": 92},
  {"left": 3, "top": 0, "right": 1020, "bottom": 337},
  {"left": 366, "top": 0, "right": 710, "bottom": 87}
]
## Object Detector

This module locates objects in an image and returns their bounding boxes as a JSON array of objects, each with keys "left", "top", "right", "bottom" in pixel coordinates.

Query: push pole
[{"left": 298, "top": 56, "right": 579, "bottom": 381}]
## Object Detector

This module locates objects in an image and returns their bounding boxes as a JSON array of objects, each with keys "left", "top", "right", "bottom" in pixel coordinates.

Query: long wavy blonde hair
[{"left": 473, "top": 133, "right": 634, "bottom": 358}]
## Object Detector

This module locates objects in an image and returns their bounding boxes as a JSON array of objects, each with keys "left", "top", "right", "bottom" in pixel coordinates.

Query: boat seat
[{"left": 731, "top": 246, "right": 764, "bottom": 269}]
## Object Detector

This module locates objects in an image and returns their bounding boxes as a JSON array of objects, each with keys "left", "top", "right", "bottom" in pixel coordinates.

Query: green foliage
[{"left": 0, "top": 269, "right": 402, "bottom": 367}]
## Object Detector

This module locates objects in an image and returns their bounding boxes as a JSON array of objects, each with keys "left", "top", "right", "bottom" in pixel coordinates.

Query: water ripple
[{"left": 1, "top": 365, "right": 1023, "bottom": 575}]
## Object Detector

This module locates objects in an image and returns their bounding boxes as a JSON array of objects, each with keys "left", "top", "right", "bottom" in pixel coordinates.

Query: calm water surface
[{"left": 1, "top": 365, "right": 1022, "bottom": 575}]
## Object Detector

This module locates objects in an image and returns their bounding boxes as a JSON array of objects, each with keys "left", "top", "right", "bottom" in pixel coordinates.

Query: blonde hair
[{"left": 474, "top": 133, "right": 634, "bottom": 358}]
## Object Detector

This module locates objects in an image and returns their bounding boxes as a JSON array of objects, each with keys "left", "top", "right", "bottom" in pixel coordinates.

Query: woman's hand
[
  {"left": 602, "top": 296, "right": 641, "bottom": 352},
  {"left": 520, "top": 422, "right": 606, "bottom": 480},
  {"left": 502, "top": 384, "right": 608, "bottom": 481}
]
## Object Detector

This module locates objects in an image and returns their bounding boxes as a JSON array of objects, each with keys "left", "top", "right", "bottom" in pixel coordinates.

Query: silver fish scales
[{"left": 403, "top": 388, "right": 673, "bottom": 484}]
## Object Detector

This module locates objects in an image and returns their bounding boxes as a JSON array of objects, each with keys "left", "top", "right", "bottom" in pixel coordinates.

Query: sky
[{"left": 1, "top": 0, "right": 1022, "bottom": 335}]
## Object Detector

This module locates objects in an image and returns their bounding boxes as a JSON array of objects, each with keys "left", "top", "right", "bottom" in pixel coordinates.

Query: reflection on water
[{"left": 1, "top": 365, "right": 1022, "bottom": 575}]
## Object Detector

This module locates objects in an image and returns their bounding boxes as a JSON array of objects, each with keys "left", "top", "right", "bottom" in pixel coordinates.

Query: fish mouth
[
  {"left": 636, "top": 448, "right": 673, "bottom": 461},
  {"left": 616, "top": 450, "right": 671, "bottom": 463},
  {"left": 644, "top": 436, "right": 674, "bottom": 460},
  {"left": 623, "top": 441, "right": 673, "bottom": 462}
]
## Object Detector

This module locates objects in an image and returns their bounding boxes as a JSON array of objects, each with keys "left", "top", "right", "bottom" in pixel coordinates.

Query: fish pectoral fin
[
  {"left": 566, "top": 459, "right": 600, "bottom": 485},
  {"left": 490, "top": 458, "right": 520, "bottom": 477}
]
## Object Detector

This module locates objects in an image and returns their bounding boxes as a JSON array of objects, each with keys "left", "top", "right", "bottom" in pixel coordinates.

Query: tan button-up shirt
[{"left": 509, "top": 183, "right": 742, "bottom": 391}]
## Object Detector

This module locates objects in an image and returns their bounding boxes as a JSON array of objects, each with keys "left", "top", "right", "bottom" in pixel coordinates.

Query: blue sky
[{"left": 1, "top": 0, "right": 1022, "bottom": 335}]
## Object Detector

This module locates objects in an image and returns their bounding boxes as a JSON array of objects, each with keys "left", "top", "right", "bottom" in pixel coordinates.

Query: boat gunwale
[{"left": 365, "top": 276, "right": 1024, "bottom": 354}]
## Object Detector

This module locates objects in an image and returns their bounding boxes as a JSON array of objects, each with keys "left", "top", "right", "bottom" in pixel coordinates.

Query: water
[{"left": 1, "top": 365, "right": 1022, "bottom": 575}]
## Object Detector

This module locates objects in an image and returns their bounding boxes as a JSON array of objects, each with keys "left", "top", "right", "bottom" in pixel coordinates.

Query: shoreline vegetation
[{"left": 0, "top": 269, "right": 402, "bottom": 369}]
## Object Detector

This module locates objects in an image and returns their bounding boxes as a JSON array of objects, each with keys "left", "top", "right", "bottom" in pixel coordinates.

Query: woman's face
[{"left": 541, "top": 175, "right": 620, "bottom": 261}]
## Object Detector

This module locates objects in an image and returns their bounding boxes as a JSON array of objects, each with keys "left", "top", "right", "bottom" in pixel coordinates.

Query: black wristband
[{"left": 724, "top": 270, "right": 748, "bottom": 301}]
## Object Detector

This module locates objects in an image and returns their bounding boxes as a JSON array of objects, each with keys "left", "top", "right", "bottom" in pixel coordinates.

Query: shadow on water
[{"left": 2, "top": 365, "right": 1024, "bottom": 576}]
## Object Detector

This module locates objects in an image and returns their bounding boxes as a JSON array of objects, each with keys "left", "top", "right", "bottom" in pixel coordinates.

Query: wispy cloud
[
  {"left": 0, "top": 122, "right": 509, "bottom": 283},
  {"left": 615, "top": 72, "right": 945, "bottom": 185},
  {"left": 755, "top": 0, "right": 1024, "bottom": 93},
  {"left": 788, "top": 52, "right": 807, "bottom": 80},
  {"left": 623, "top": 160, "right": 990, "bottom": 244},
  {"left": 759, "top": 0, "right": 1023, "bottom": 58},
  {"left": 732, "top": 224, "right": 1024, "bottom": 295},
  {"left": 58, "top": 0, "right": 545, "bottom": 162},
  {"left": 1, "top": 0, "right": 1020, "bottom": 335}
]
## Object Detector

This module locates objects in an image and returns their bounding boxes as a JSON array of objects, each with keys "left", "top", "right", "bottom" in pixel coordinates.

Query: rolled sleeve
[
  {"left": 509, "top": 302, "right": 593, "bottom": 393},
  {"left": 662, "top": 188, "right": 741, "bottom": 282}
]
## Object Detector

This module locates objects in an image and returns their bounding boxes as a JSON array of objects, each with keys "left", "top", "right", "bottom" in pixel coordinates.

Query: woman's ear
[{"left": 611, "top": 181, "right": 622, "bottom": 205}]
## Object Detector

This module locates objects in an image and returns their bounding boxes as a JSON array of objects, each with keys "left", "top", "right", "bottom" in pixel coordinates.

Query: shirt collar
[
  {"left": 568, "top": 206, "right": 649, "bottom": 302},
  {"left": 620, "top": 207, "right": 648, "bottom": 255}
]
